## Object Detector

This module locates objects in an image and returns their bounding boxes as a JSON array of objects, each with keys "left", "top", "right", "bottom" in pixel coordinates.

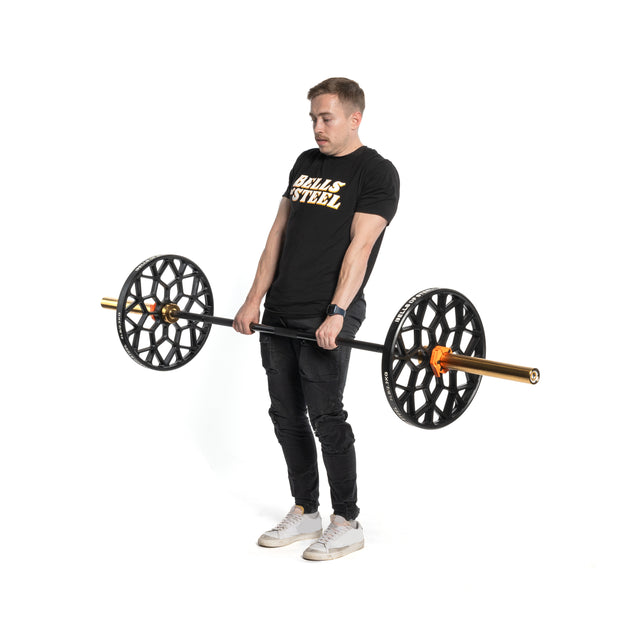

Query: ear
[{"left": 350, "top": 111, "right": 363, "bottom": 130}]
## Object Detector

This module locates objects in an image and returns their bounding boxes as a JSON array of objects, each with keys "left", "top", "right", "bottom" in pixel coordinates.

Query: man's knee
[
  {"left": 311, "top": 411, "right": 355, "bottom": 454},
  {"left": 269, "top": 408, "right": 311, "bottom": 444}
]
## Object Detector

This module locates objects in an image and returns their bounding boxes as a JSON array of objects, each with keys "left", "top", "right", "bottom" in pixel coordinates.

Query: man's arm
[
  {"left": 233, "top": 197, "right": 291, "bottom": 334},
  {"left": 315, "top": 211, "right": 388, "bottom": 350}
]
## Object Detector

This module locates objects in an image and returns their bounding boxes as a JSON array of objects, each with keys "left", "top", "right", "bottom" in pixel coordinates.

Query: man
[{"left": 233, "top": 77, "right": 399, "bottom": 561}]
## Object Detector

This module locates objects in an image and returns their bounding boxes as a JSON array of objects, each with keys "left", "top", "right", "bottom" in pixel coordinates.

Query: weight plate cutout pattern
[
  {"left": 116, "top": 255, "right": 214, "bottom": 370},
  {"left": 382, "top": 288, "right": 487, "bottom": 429}
]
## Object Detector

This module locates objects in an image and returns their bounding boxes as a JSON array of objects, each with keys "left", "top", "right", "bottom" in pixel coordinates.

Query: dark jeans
[{"left": 260, "top": 298, "right": 366, "bottom": 521}]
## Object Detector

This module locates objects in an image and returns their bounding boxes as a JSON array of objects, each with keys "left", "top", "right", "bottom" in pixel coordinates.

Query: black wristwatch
[{"left": 326, "top": 304, "right": 346, "bottom": 318}]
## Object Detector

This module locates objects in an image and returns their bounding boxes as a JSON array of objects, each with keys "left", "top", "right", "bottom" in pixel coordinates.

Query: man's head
[{"left": 307, "top": 77, "right": 365, "bottom": 157}]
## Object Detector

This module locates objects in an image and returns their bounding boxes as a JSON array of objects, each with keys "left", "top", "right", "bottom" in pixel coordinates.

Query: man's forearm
[
  {"left": 243, "top": 198, "right": 291, "bottom": 306},
  {"left": 329, "top": 211, "right": 387, "bottom": 311},
  {"left": 315, "top": 212, "right": 387, "bottom": 350},
  {"left": 244, "top": 246, "right": 280, "bottom": 306},
  {"left": 329, "top": 242, "right": 371, "bottom": 311},
  {"left": 315, "top": 244, "right": 369, "bottom": 350},
  {"left": 233, "top": 198, "right": 290, "bottom": 335}
]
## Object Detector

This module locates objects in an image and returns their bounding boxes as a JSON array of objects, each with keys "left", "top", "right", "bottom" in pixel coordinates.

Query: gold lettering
[
  {"left": 326, "top": 194, "right": 341, "bottom": 210},
  {"left": 289, "top": 176, "right": 346, "bottom": 210}
]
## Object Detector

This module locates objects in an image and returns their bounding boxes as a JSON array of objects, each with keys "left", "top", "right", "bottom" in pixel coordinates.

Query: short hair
[{"left": 307, "top": 77, "right": 365, "bottom": 114}]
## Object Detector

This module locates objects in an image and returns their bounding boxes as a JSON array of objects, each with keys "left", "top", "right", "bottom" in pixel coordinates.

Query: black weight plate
[
  {"left": 115, "top": 255, "right": 213, "bottom": 371},
  {"left": 381, "top": 288, "right": 486, "bottom": 428}
]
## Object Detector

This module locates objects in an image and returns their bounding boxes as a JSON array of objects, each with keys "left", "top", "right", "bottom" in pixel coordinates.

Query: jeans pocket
[
  {"left": 259, "top": 332, "right": 278, "bottom": 375},
  {"left": 299, "top": 341, "right": 341, "bottom": 383}
]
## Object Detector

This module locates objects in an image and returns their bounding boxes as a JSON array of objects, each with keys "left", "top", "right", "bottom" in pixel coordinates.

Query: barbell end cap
[{"left": 529, "top": 368, "right": 540, "bottom": 385}]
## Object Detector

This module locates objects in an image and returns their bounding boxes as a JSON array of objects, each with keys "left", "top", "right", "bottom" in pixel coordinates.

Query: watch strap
[{"left": 326, "top": 304, "right": 346, "bottom": 317}]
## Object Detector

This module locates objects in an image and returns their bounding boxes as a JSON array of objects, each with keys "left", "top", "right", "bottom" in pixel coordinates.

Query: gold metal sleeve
[
  {"left": 100, "top": 297, "right": 149, "bottom": 315},
  {"left": 101, "top": 297, "right": 118, "bottom": 310},
  {"left": 440, "top": 352, "right": 540, "bottom": 384}
]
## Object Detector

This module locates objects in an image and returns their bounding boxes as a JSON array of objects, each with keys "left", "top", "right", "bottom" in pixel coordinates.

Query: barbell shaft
[
  {"left": 101, "top": 298, "right": 383, "bottom": 352},
  {"left": 102, "top": 297, "right": 539, "bottom": 384},
  {"left": 174, "top": 309, "right": 386, "bottom": 354}
]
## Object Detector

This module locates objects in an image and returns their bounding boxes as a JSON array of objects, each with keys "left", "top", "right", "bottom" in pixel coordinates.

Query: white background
[{"left": 2, "top": 1, "right": 638, "bottom": 638}]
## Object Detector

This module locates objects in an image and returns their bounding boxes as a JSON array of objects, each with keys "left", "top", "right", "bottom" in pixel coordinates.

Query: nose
[{"left": 313, "top": 120, "right": 323, "bottom": 136}]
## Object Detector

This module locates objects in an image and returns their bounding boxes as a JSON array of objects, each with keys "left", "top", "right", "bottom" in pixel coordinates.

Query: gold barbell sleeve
[
  {"left": 433, "top": 347, "right": 539, "bottom": 384},
  {"left": 100, "top": 297, "right": 149, "bottom": 314}
]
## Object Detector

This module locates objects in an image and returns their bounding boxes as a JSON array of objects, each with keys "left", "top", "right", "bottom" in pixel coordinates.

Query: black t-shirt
[{"left": 265, "top": 146, "right": 400, "bottom": 317}]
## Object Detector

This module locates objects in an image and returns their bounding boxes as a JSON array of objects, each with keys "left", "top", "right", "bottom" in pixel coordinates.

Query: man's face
[{"left": 309, "top": 93, "right": 360, "bottom": 157}]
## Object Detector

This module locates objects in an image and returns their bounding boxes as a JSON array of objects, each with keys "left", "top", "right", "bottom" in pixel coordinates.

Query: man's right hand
[{"left": 233, "top": 302, "right": 260, "bottom": 335}]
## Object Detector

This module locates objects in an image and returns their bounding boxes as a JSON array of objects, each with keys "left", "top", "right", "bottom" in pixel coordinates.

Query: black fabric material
[
  {"left": 265, "top": 146, "right": 400, "bottom": 318},
  {"left": 260, "top": 299, "right": 366, "bottom": 521}
]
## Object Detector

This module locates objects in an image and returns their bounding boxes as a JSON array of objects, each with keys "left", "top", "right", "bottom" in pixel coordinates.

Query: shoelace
[
  {"left": 273, "top": 510, "right": 303, "bottom": 531},
  {"left": 316, "top": 522, "right": 348, "bottom": 544}
]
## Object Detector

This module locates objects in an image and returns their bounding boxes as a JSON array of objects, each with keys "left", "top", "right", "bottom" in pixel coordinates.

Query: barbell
[{"left": 101, "top": 254, "right": 539, "bottom": 429}]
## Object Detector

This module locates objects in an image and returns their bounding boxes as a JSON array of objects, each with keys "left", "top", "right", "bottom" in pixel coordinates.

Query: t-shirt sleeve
[
  {"left": 356, "top": 158, "right": 400, "bottom": 224},
  {"left": 282, "top": 164, "right": 296, "bottom": 199},
  {"left": 282, "top": 151, "right": 307, "bottom": 199}
]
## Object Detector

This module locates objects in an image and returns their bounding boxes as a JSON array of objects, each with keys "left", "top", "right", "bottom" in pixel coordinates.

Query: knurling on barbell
[{"left": 101, "top": 254, "right": 539, "bottom": 429}]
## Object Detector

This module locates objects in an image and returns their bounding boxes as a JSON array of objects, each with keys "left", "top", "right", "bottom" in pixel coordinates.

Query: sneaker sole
[
  {"left": 302, "top": 539, "right": 365, "bottom": 561},
  {"left": 257, "top": 530, "right": 323, "bottom": 548}
]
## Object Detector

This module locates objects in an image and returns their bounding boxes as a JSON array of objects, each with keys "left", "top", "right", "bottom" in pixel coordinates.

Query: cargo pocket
[
  {"left": 299, "top": 341, "right": 341, "bottom": 383},
  {"left": 259, "top": 332, "right": 278, "bottom": 375}
]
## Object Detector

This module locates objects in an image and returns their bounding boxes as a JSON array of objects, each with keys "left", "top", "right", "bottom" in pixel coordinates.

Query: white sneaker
[
  {"left": 258, "top": 506, "right": 323, "bottom": 548},
  {"left": 302, "top": 514, "right": 364, "bottom": 561}
]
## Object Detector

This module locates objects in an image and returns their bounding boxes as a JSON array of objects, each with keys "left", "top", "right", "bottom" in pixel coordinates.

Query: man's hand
[
  {"left": 315, "top": 314, "right": 344, "bottom": 350},
  {"left": 233, "top": 301, "right": 260, "bottom": 335}
]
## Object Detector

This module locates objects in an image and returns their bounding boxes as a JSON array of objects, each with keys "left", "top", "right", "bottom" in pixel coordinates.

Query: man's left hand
[{"left": 315, "top": 315, "right": 344, "bottom": 350}]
